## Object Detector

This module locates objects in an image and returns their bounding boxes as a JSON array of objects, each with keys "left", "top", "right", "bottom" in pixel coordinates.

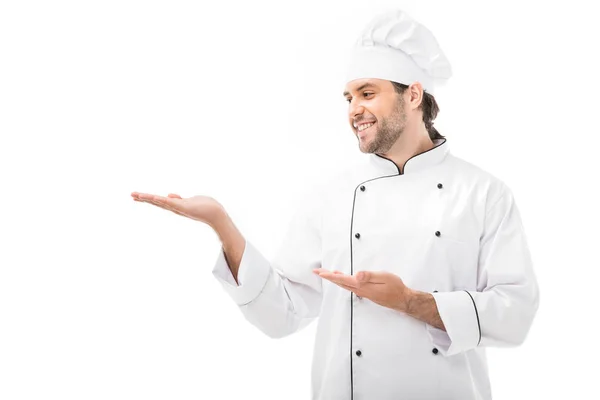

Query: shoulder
[{"left": 444, "top": 152, "right": 513, "bottom": 211}]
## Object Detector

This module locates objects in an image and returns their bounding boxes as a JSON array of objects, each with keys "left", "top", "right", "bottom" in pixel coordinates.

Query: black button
[
  {"left": 356, "top": 350, "right": 362, "bottom": 356},
  {"left": 435, "top": 231, "right": 441, "bottom": 237},
  {"left": 437, "top": 183, "right": 443, "bottom": 189},
  {"left": 355, "top": 233, "right": 360, "bottom": 239},
  {"left": 433, "top": 290, "right": 438, "bottom": 293},
  {"left": 432, "top": 348, "right": 439, "bottom": 355},
  {"left": 360, "top": 185, "right": 365, "bottom": 191}
]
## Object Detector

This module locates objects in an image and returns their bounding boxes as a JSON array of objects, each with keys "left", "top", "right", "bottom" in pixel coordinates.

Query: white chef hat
[{"left": 344, "top": 9, "right": 452, "bottom": 96}]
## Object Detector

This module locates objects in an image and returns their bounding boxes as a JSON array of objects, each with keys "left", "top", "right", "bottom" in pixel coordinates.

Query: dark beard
[{"left": 360, "top": 102, "right": 407, "bottom": 154}]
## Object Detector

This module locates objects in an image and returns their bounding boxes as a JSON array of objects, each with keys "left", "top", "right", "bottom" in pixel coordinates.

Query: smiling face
[{"left": 343, "top": 78, "right": 408, "bottom": 154}]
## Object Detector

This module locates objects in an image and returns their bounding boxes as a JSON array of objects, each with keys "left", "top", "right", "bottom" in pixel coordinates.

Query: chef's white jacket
[{"left": 212, "top": 138, "right": 540, "bottom": 400}]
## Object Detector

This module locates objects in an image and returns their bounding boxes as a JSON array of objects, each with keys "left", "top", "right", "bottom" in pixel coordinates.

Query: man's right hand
[
  {"left": 130, "top": 191, "right": 225, "bottom": 228},
  {"left": 131, "top": 191, "right": 245, "bottom": 282}
]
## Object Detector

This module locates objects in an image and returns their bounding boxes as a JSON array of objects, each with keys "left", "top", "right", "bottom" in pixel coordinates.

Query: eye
[{"left": 346, "top": 92, "right": 374, "bottom": 103}]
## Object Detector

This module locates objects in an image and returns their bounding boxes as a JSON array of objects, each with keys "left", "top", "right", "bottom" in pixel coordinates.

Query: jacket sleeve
[
  {"left": 426, "top": 184, "right": 540, "bottom": 356},
  {"left": 211, "top": 186, "right": 324, "bottom": 339}
]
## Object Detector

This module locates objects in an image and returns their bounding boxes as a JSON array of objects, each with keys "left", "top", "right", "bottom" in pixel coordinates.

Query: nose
[{"left": 348, "top": 100, "right": 365, "bottom": 121}]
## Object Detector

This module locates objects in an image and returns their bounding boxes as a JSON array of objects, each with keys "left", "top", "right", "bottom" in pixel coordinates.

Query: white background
[{"left": 1, "top": 0, "right": 598, "bottom": 399}]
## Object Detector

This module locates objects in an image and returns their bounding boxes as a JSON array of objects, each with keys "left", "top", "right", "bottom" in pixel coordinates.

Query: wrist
[
  {"left": 403, "top": 289, "right": 424, "bottom": 315},
  {"left": 395, "top": 288, "right": 417, "bottom": 313},
  {"left": 209, "top": 206, "right": 230, "bottom": 232}
]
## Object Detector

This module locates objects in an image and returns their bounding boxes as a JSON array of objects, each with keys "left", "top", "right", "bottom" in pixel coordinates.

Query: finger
[
  {"left": 313, "top": 268, "right": 346, "bottom": 276},
  {"left": 313, "top": 268, "right": 331, "bottom": 274},
  {"left": 331, "top": 281, "right": 363, "bottom": 296},
  {"left": 134, "top": 196, "right": 155, "bottom": 205},
  {"left": 152, "top": 195, "right": 184, "bottom": 211},
  {"left": 153, "top": 200, "right": 186, "bottom": 216},
  {"left": 136, "top": 196, "right": 187, "bottom": 217},
  {"left": 152, "top": 195, "right": 170, "bottom": 204},
  {"left": 134, "top": 192, "right": 157, "bottom": 201},
  {"left": 317, "top": 272, "right": 360, "bottom": 288},
  {"left": 320, "top": 273, "right": 379, "bottom": 291},
  {"left": 356, "top": 270, "right": 387, "bottom": 284},
  {"left": 135, "top": 193, "right": 170, "bottom": 209},
  {"left": 141, "top": 197, "right": 167, "bottom": 208},
  {"left": 141, "top": 198, "right": 167, "bottom": 209},
  {"left": 357, "top": 271, "right": 370, "bottom": 283},
  {"left": 153, "top": 200, "right": 187, "bottom": 217},
  {"left": 313, "top": 269, "right": 346, "bottom": 279},
  {"left": 337, "top": 282, "right": 355, "bottom": 291}
]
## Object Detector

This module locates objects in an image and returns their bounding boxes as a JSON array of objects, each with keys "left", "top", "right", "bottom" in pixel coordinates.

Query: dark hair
[{"left": 390, "top": 81, "right": 445, "bottom": 140}]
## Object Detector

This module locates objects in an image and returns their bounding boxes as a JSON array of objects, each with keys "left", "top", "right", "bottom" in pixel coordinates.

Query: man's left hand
[{"left": 313, "top": 268, "right": 414, "bottom": 313}]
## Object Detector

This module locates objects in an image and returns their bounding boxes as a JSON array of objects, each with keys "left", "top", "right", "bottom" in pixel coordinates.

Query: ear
[{"left": 408, "top": 82, "right": 424, "bottom": 110}]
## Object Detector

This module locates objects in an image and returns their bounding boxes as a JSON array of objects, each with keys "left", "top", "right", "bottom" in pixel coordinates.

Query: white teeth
[{"left": 358, "top": 122, "right": 374, "bottom": 131}]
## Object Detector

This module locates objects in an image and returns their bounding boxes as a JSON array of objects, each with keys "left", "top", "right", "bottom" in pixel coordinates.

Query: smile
[{"left": 358, "top": 122, "right": 375, "bottom": 137}]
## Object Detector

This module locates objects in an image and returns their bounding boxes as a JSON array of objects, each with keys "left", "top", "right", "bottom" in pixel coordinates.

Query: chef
[{"left": 131, "top": 8, "right": 540, "bottom": 400}]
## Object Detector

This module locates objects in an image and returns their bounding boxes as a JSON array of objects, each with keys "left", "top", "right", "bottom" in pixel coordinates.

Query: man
[{"left": 131, "top": 9, "right": 539, "bottom": 400}]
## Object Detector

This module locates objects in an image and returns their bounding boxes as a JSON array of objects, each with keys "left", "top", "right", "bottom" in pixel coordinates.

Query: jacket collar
[{"left": 367, "top": 138, "right": 449, "bottom": 176}]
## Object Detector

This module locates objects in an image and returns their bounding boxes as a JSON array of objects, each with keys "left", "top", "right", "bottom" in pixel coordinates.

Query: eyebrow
[{"left": 343, "top": 82, "right": 378, "bottom": 97}]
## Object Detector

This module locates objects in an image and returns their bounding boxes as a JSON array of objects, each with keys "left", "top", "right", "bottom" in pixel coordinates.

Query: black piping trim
[
  {"left": 463, "top": 290, "right": 482, "bottom": 346},
  {"left": 348, "top": 138, "right": 447, "bottom": 398},
  {"left": 349, "top": 173, "right": 399, "bottom": 400},
  {"left": 374, "top": 137, "right": 447, "bottom": 175},
  {"left": 374, "top": 153, "right": 401, "bottom": 175}
]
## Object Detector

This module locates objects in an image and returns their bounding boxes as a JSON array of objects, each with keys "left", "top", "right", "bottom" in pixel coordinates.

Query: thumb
[
  {"left": 168, "top": 193, "right": 182, "bottom": 199},
  {"left": 357, "top": 271, "right": 371, "bottom": 282}
]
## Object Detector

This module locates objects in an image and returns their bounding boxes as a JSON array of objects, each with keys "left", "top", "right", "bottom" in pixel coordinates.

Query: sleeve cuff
[
  {"left": 426, "top": 290, "right": 481, "bottom": 356},
  {"left": 212, "top": 240, "right": 272, "bottom": 306}
]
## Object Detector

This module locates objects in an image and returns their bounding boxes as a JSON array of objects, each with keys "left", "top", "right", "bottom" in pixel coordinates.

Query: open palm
[{"left": 131, "top": 191, "right": 224, "bottom": 226}]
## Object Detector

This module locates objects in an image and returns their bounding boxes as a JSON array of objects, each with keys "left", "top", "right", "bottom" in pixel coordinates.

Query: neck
[{"left": 380, "top": 124, "right": 434, "bottom": 174}]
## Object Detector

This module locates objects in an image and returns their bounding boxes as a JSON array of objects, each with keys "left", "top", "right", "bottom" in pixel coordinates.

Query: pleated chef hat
[{"left": 345, "top": 9, "right": 452, "bottom": 96}]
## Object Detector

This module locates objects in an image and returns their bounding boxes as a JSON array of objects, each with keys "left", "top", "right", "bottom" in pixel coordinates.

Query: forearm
[
  {"left": 404, "top": 290, "right": 446, "bottom": 332},
  {"left": 210, "top": 209, "right": 246, "bottom": 284}
]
